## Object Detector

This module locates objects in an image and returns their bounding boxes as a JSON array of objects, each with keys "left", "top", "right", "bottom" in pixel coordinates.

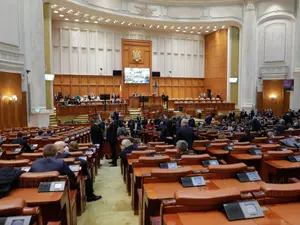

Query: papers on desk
[
  {"left": 20, "top": 167, "right": 31, "bottom": 172},
  {"left": 78, "top": 156, "right": 87, "bottom": 161},
  {"left": 11, "top": 148, "right": 22, "bottom": 153},
  {"left": 237, "top": 171, "right": 261, "bottom": 182},
  {"left": 69, "top": 165, "right": 80, "bottom": 172},
  {"left": 159, "top": 162, "right": 178, "bottom": 169},
  {"left": 223, "top": 200, "right": 264, "bottom": 221}
]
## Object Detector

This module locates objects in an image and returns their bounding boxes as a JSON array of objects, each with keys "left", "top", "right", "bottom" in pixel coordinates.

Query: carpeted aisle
[{"left": 77, "top": 160, "right": 139, "bottom": 225}]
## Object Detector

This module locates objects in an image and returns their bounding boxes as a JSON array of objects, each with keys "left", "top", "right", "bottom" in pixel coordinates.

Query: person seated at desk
[
  {"left": 75, "top": 94, "right": 81, "bottom": 100},
  {"left": 30, "top": 144, "right": 77, "bottom": 189},
  {"left": 44, "top": 130, "right": 53, "bottom": 137},
  {"left": 11, "top": 132, "right": 32, "bottom": 153},
  {"left": 238, "top": 128, "right": 255, "bottom": 143},
  {"left": 34, "top": 130, "right": 44, "bottom": 139},
  {"left": 54, "top": 141, "right": 102, "bottom": 202},
  {"left": 119, "top": 139, "right": 139, "bottom": 163},
  {"left": 216, "top": 92, "right": 221, "bottom": 100},
  {"left": 176, "top": 140, "right": 194, "bottom": 155}
]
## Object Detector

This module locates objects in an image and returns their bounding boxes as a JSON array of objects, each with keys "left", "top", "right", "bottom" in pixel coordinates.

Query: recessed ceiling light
[
  {"left": 177, "top": 26, "right": 181, "bottom": 29},
  {"left": 222, "top": 25, "right": 226, "bottom": 29},
  {"left": 59, "top": 14, "right": 64, "bottom": 17},
  {"left": 94, "top": 21, "right": 98, "bottom": 24},
  {"left": 192, "top": 26, "right": 196, "bottom": 30},
  {"left": 197, "top": 32, "right": 201, "bottom": 34},
  {"left": 51, "top": 4, "right": 57, "bottom": 9},
  {"left": 214, "top": 26, "right": 217, "bottom": 29},
  {"left": 54, "top": 10, "right": 59, "bottom": 14},
  {"left": 157, "top": 25, "right": 160, "bottom": 28},
  {"left": 207, "top": 26, "right": 210, "bottom": 29},
  {"left": 176, "top": 30, "right": 179, "bottom": 32},
  {"left": 65, "top": 18, "right": 69, "bottom": 21},
  {"left": 170, "top": 26, "right": 174, "bottom": 29},
  {"left": 213, "top": 28, "right": 217, "bottom": 31},
  {"left": 74, "top": 19, "right": 79, "bottom": 22},
  {"left": 74, "top": 12, "right": 80, "bottom": 16},
  {"left": 59, "top": 7, "right": 65, "bottom": 11},
  {"left": 105, "top": 19, "right": 111, "bottom": 22},
  {"left": 67, "top": 10, "right": 73, "bottom": 14},
  {"left": 149, "top": 25, "right": 153, "bottom": 28},
  {"left": 85, "top": 20, "right": 89, "bottom": 23},
  {"left": 90, "top": 16, "right": 96, "bottom": 20},
  {"left": 190, "top": 31, "right": 194, "bottom": 33},
  {"left": 185, "top": 26, "right": 188, "bottom": 29},
  {"left": 164, "top": 26, "right": 167, "bottom": 29},
  {"left": 199, "top": 26, "right": 203, "bottom": 29},
  {"left": 98, "top": 17, "right": 104, "bottom": 21},
  {"left": 134, "top": 23, "right": 138, "bottom": 26},
  {"left": 183, "top": 30, "right": 187, "bottom": 33},
  {"left": 121, "top": 21, "right": 125, "bottom": 25},
  {"left": 83, "top": 14, "right": 89, "bottom": 18},
  {"left": 128, "top": 22, "right": 132, "bottom": 26},
  {"left": 206, "top": 30, "right": 209, "bottom": 33},
  {"left": 114, "top": 20, "right": 118, "bottom": 23}
]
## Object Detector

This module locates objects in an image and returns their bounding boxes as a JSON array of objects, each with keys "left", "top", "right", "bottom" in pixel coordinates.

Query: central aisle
[{"left": 78, "top": 160, "right": 139, "bottom": 225}]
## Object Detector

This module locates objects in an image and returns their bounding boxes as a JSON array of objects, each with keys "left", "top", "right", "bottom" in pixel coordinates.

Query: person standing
[
  {"left": 176, "top": 119, "right": 196, "bottom": 150},
  {"left": 106, "top": 117, "right": 118, "bottom": 167},
  {"left": 91, "top": 118, "right": 104, "bottom": 146}
]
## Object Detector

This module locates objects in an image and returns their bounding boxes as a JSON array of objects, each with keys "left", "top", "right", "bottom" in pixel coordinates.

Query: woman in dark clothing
[{"left": 160, "top": 120, "right": 175, "bottom": 145}]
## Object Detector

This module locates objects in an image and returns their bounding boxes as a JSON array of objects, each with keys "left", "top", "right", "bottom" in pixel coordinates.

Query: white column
[
  {"left": 227, "top": 27, "right": 232, "bottom": 102},
  {"left": 239, "top": 1, "right": 257, "bottom": 110},
  {"left": 291, "top": 1, "right": 300, "bottom": 110},
  {"left": 23, "top": 0, "right": 51, "bottom": 127}
]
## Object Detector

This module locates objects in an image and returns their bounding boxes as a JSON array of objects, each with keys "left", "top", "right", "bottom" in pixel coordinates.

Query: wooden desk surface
[
  {"left": 163, "top": 202, "right": 300, "bottom": 225},
  {"left": 134, "top": 165, "right": 204, "bottom": 177},
  {"left": 211, "top": 179, "right": 261, "bottom": 193},
  {"left": 208, "top": 150, "right": 229, "bottom": 155},
  {"left": 2, "top": 188, "right": 64, "bottom": 204},
  {"left": 128, "top": 158, "right": 139, "bottom": 166},
  {"left": 144, "top": 180, "right": 218, "bottom": 200},
  {"left": 265, "top": 160, "right": 300, "bottom": 169},
  {"left": 231, "top": 154, "right": 262, "bottom": 161}
]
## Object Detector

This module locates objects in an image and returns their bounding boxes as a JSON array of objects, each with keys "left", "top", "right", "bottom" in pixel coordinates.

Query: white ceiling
[
  {"left": 130, "top": 0, "right": 244, "bottom": 6},
  {"left": 48, "top": 0, "right": 240, "bottom": 35}
]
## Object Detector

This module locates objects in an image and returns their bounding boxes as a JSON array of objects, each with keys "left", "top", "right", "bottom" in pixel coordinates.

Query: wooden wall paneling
[
  {"left": 256, "top": 92, "right": 263, "bottom": 112},
  {"left": 263, "top": 80, "right": 285, "bottom": 116}
]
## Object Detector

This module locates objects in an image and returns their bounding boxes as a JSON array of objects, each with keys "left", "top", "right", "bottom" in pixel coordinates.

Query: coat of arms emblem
[{"left": 132, "top": 50, "right": 142, "bottom": 62}]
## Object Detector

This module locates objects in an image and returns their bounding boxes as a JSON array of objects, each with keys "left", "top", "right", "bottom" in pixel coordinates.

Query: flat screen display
[
  {"left": 284, "top": 79, "right": 294, "bottom": 91},
  {"left": 124, "top": 68, "right": 150, "bottom": 84}
]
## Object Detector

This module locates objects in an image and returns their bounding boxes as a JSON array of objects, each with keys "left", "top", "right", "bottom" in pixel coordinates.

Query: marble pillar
[{"left": 239, "top": 0, "right": 257, "bottom": 110}]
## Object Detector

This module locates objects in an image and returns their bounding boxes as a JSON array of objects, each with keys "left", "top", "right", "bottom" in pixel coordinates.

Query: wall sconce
[
  {"left": 2, "top": 95, "right": 18, "bottom": 104},
  {"left": 269, "top": 94, "right": 277, "bottom": 102}
]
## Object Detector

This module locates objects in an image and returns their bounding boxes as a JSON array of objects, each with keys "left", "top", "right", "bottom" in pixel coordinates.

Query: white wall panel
[
  {"left": 79, "top": 48, "right": 88, "bottom": 74},
  {"left": 52, "top": 21, "right": 205, "bottom": 78},
  {"left": 70, "top": 48, "right": 79, "bottom": 74},
  {"left": 80, "top": 30, "right": 88, "bottom": 48},
  {"left": 71, "top": 29, "right": 79, "bottom": 47},
  {"left": 61, "top": 47, "right": 70, "bottom": 74},
  {"left": 62, "top": 29, "right": 69, "bottom": 47},
  {"left": 89, "top": 31, "right": 96, "bottom": 49},
  {"left": 98, "top": 31, "right": 104, "bottom": 49}
]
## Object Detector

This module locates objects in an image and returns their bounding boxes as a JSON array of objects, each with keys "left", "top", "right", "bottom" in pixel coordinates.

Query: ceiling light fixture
[
  {"left": 222, "top": 25, "right": 226, "bottom": 29},
  {"left": 207, "top": 26, "right": 210, "bottom": 29},
  {"left": 85, "top": 20, "right": 89, "bottom": 23},
  {"left": 98, "top": 17, "right": 104, "bottom": 21},
  {"left": 157, "top": 25, "right": 160, "bottom": 28},
  {"left": 185, "top": 26, "right": 188, "bottom": 29},
  {"left": 213, "top": 28, "right": 217, "bottom": 31},
  {"left": 121, "top": 21, "right": 125, "bottom": 25},
  {"left": 206, "top": 30, "right": 209, "bottom": 33},
  {"left": 59, "top": 7, "right": 65, "bottom": 11},
  {"left": 190, "top": 31, "right": 194, "bottom": 33},
  {"left": 67, "top": 10, "right": 73, "bottom": 14},
  {"left": 170, "top": 26, "right": 174, "bottom": 29},
  {"left": 183, "top": 30, "right": 187, "bottom": 33},
  {"left": 149, "top": 25, "right": 153, "bottom": 28},
  {"left": 134, "top": 23, "right": 138, "bottom": 26},
  {"left": 54, "top": 10, "right": 59, "bottom": 14},
  {"left": 94, "top": 21, "right": 98, "bottom": 24},
  {"left": 128, "top": 22, "right": 132, "bottom": 26},
  {"left": 59, "top": 14, "right": 64, "bottom": 17},
  {"left": 51, "top": 4, "right": 57, "bottom": 9},
  {"left": 176, "top": 30, "right": 179, "bottom": 32},
  {"left": 74, "top": 12, "right": 80, "bottom": 16},
  {"left": 192, "top": 26, "right": 196, "bottom": 30},
  {"left": 83, "top": 14, "right": 89, "bottom": 18},
  {"left": 177, "top": 26, "right": 181, "bottom": 29},
  {"left": 105, "top": 19, "right": 111, "bottom": 22},
  {"left": 74, "top": 19, "right": 79, "bottom": 22},
  {"left": 65, "top": 18, "right": 69, "bottom": 21},
  {"left": 200, "top": 26, "right": 203, "bottom": 29},
  {"left": 164, "top": 26, "right": 167, "bottom": 29},
  {"left": 197, "top": 32, "right": 201, "bottom": 34},
  {"left": 90, "top": 16, "right": 96, "bottom": 20},
  {"left": 114, "top": 20, "right": 118, "bottom": 23},
  {"left": 214, "top": 26, "right": 217, "bottom": 29}
]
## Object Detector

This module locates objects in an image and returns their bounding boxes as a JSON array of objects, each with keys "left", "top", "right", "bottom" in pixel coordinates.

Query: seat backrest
[
  {"left": 208, "top": 142, "right": 228, "bottom": 150},
  {"left": 155, "top": 145, "right": 175, "bottom": 152},
  {"left": 18, "top": 171, "right": 61, "bottom": 188},
  {"left": 264, "top": 150, "right": 294, "bottom": 160},
  {"left": 1, "top": 144, "right": 21, "bottom": 150},
  {"left": 260, "top": 144, "right": 281, "bottom": 152},
  {"left": 0, "top": 159, "right": 30, "bottom": 167},
  {"left": 150, "top": 167, "right": 193, "bottom": 178},
  {"left": 180, "top": 154, "right": 211, "bottom": 165},
  {"left": 136, "top": 156, "right": 170, "bottom": 165},
  {"left": 208, "top": 163, "right": 248, "bottom": 173},
  {"left": 17, "top": 153, "right": 43, "bottom": 161},
  {"left": 0, "top": 198, "right": 26, "bottom": 216}
]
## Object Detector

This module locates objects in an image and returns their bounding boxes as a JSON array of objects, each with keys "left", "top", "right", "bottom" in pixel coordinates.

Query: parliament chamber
[{"left": 1, "top": 0, "right": 300, "bottom": 225}]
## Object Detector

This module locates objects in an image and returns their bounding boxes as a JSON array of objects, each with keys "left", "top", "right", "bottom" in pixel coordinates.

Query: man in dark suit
[
  {"left": 90, "top": 118, "right": 104, "bottom": 162},
  {"left": 106, "top": 117, "right": 118, "bottom": 166},
  {"left": 113, "top": 108, "right": 119, "bottom": 121},
  {"left": 30, "top": 144, "right": 101, "bottom": 202},
  {"left": 11, "top": 132, "right": 32, "bottom": 152},
  {"left": 238, "top": 128, "right": 255, "bottom": 143},
  {"left": 176, "top": 118, "right": 196, "bottom": 150}
]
